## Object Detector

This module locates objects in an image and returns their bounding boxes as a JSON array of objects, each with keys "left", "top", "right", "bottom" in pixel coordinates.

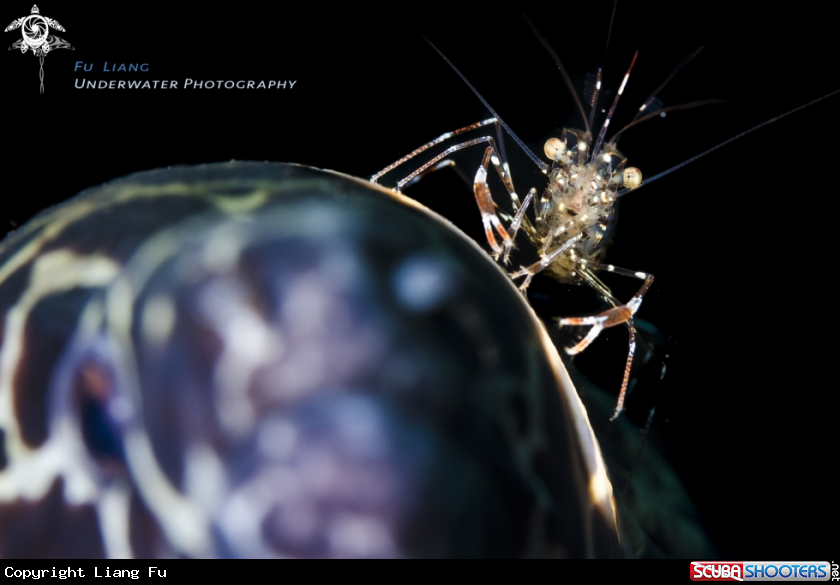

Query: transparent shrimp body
[
  {"left": 371, "top": 31, "right": 838, "bottom": 423},
  {"left": 536, "top": 129, "right": 632, "bottom": 284}
]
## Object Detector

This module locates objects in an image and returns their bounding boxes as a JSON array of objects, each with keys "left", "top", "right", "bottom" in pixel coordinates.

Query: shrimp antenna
[
  {"left": 607, "top": 47, "right": 710, "bottom": 149},
  {"left": 631, "top": 47, "right": 705, "bottom": 123},
  {"left": 523, "top": 14, "right": 592, "bottom": 138},
  {"left": 586, "top": 0, "right": 619, "bottom": 133},
  {"left": 617, "top": 87, "right": 840, "bottom": 196},
  {"left": 601, "top": 0, "right": 619, "bottom": 72},
  {"left": 609, "top": 98, "right": 726, "bottom": 144},
  {"left": 591, "top": 51, "right": 638, "bottom": 161},
  {"left": 422, "top": 37, "right": 549, "bottom": 173}
]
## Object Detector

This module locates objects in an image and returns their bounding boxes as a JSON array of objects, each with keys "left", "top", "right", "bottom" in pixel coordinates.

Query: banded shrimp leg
[
  {"left": 561, "top": 261, "right": 655, "bottom": 420},
  {"left": 505, "top": 233, "right": 654, "bottom": 419},
  {"left": 371, "top": 118, "right": 537, "bottom": 263}
]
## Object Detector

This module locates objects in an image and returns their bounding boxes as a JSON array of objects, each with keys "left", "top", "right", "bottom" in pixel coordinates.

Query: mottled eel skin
[{"left": 0, "top": 162, "right": 619, "bottom": 558}]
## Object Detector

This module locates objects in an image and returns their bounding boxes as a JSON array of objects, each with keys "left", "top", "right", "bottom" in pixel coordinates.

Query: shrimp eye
[
  {"left": 622, "top": 167, "right": 642, "bottom": 188},
  {"left": 544, "top": 138, "right": 565, "bottom": 161}
]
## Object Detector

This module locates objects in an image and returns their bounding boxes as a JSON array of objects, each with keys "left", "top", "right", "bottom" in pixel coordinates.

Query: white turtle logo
[{"left": 5, "top": 4, "right": 73, "bottom": 94}]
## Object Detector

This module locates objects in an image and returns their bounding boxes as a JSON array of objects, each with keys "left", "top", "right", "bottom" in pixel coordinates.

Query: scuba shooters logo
[
  {"left": 690, "top": 561, "right": 835, "bottom": 581},
  {"left": 5, "top": 4, "right": 73, "bottom": 93}
]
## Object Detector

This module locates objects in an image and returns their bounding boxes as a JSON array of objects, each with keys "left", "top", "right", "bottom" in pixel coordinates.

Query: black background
[{"left": 1, "top": 0, "right": 836, "bottom": 560}]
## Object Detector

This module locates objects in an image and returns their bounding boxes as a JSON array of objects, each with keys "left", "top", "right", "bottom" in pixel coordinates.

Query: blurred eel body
[{"left": 0, "top": 162, "right": 620, "bottom": 558}]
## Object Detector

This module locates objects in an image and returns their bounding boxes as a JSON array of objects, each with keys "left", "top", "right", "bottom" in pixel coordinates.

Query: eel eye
[{"left": 76, "top": 361, "right": 126, "bottom": 466}]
